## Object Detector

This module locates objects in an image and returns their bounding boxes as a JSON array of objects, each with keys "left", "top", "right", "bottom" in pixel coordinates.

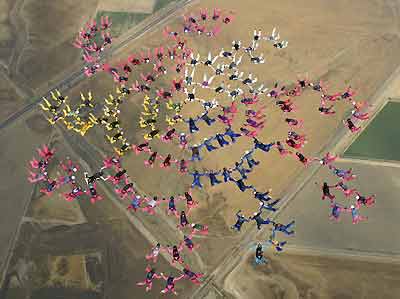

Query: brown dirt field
[
  {"left": 27, "top": 193, "right": 87, "bottom": 224},
  {"left": 0, "top": 0, "right": 14, "bottom": 61},
  {"left": 276, "top": 161, "right": 400, "bottom": 254},
  {"left": 0, "top": 72, "right": 26, "bottom": 122},
  {"left": 3, "top": 0, "right": 400, "bottom": 298},
  {"left": 225, "top": 252, "right": 400, "bottom": 299},
  {"left": 3, "top": 181, "right": 195, "bottom": 299},
  {"left": 19, "top": 0, "right": 98, "bottom": 90},
  {"left": 47, "top": 254, "right": 89, "bottom": 289},
  {"left": 98, "top": 0, "right": 156, "bottom": 14},
  {"left": 0, "top": 109, "right": 55, "bottom": 278},
  {"left": 56, "top": 0, "right": 400, "bottom": 272}
]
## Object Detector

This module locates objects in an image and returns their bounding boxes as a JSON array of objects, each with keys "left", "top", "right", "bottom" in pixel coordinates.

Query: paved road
[
  {"left": 0, "top": 0, "right": 195, "bottom": 131},
  {"left": 337, "top": 157, "right": 400, "bottom": 168}
]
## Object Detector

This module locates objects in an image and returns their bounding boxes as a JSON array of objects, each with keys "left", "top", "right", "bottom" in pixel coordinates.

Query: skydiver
[
  {"left": 231, "top": 210, "right": 250, "bottom": 231},
  {"left": 161, "top": 128, "right": 176, "bottom": 142},
  {"left": 313, "top": 152, "right": 337, "bottom": 165},
  {"left": 160, "top": 273, "right": 185, "bottom": 295},
  {"left": 344, "top": 118, "right": 361, "bottom": 133},
  {"left": 144, "top": 151, "right": 158, "bottom": 167},
  {"left": 86, "top": 182, "right": 102, "bottom": 204},
  {"left": 330, "top": 202, "right": 346, "bottom": 222},
  {"left": 250, "top": 210, "right": 272, "bottom": 230},
  {"left": 132, "top": 142, "right": 151, "bottom": 155},
  {"left": 127, "top": 195, "right": 143, "bottom": 212},
  {"left": 190, "top": 145, "right": 203, "bottom": 161},
  {"left": 295, "top": 151, "right": 310, "bottom": 166},
  {"left": 190, "top": 170, "right": 204, "bottom": 189},
  {"left": 243, "top": 150, "right": 260, "bottom": 169},
  {"left": 254, "top": 243, "right": 267, "bottom": 265},
  {"left": 166, "top": 244, "right": 185, "bottom": 265},
  {"left": 208, "top": 170, "right": 222, "bottom": 186},
  {"left": 203, "top": 138, "right": 218, "bottom": 152},
  {"left": 137, "top": 266, "right": 162, "bottom": 292},
  {"left": 321, "top": 182, "right": 336, "bottom": 201},
  {"left": 253, "top": 138, "right": 275, "bottom": 152},
  {"left": 267, "top": 235, "right": 287, "bottom": 252},
  {"left": 253, "top": 189, "right": 273, "bottom": 203},
  {"left": 110, "top": 169, "right": 127, "bottom": 185},
  {"left": 200, "top": 112, "right": 216, "bottom": 126},
  {"left": 334, "top": 181, "right": 356, "bottom": 197},
  {"left": 286, "top": 137, "right": 304, "bottom": 149},
  {"left": 160, "top": 154, "right": 175, "bottom": 168},
  {"left": 233, "top": 161, "right": 251, "bottom": 180},
  {"left": 116, "top": 182, "right": 135, "bottom": 199},
  {"left": 84, "top": 169, "right": 109, "bottom": 185},
  {"left": 259, "top": 199, "right": 281, "bottom": 212},
  {"left": 355, "top": 192, "right": 375, "bottom": 207},
  {"left": 285, "top": 118, "right": 303, "bottom": 128},
  {"left": 40, "top": 179, "right": 59, "bottom": 195},
  {"left": 351, "top": 110, "right": 369, "bottom": 120},
  {"left": 179, "top": 133, "right": 189, "bottom": 149},
  {"left": 182, "top": 265, "right": 204, "bottom": 284},
  {"left": 215, "top": 133, "right": 230, "bottom": 147},
  {"left": 167, "top": 196, "right": 179, "bottom": 218},
  {"left": 183, "top": 191, "right": 198, "bottom": 215},
  {"left": 144, "top": 129, "right": 160, "bottom": 141},
  {"left": 348, "top": 204, "right": 368, "bottom": 224},
  {"left": 271, "top": 220, "right": 295, "bottom": 236},
  {"left": 222, "top": 167, "right": 233, "bottom": 182},
  {"left": 181, "top": 234, "right": 200, "bottom": 252},
  {"left": 318, "top": 104, "right": 336, "bottom": 115},
  {"left": 142, "top": 196, "right": 161, "bottom": 215},
  {"left": 233, "top": 178, "right": 254, "bottom": 192},
  {"left": 178, "top": 159, "right": 188, "bottom": 173},
  {"left": 191, "top": 223, "right": 209, "bottom": 235},
  {"left": 329, "top": 165, "right": 357, "bottom": 181},
  {"left": 177, "top": 210, "right": 190, "bottom": 229},
  {"left": 276, "top": 141, "right": 292, "bottom": 156},
  {"left": 145, "top": 243, "right": 162, "bottom": 263}
]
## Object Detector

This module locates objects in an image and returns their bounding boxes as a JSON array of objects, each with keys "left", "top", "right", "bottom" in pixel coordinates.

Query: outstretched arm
[{"left": 174, "top": 274, "right": 185, "bottom": 282}]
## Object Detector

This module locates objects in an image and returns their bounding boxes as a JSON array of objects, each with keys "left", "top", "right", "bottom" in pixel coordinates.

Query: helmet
[{"left": 350, "top": 205, "right": 355, "bottom": 209}]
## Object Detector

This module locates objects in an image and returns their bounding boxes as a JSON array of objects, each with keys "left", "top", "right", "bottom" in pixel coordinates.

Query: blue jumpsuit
[
  {"left": 225, "top": 127, "right": 242, "bottom": 143},
  {"left": 208, "top": 172, "right": 222, "bottom": 186},
  {"left": 201, "top": 113, "right": 216, "bottom": 126},
  {"left": 203, "top": 138, "right": 218, "bottom": 152},
  {"left": 234, "top": 179, "right": 253, "bottom": 192},
  {"left": 232, "top": 212, "right": 249, "bottom": 231},
  {"left": 272, "top": 220, "right": 295, "bottom": 235},
  {"left": 253, "top": 138, "right": 275, "bottom": 152},
  {"left": 187, "top": 117, "right": 199, "bottom": 133},
  {"left": 215, "top": 133, "right": 230, "bottom": 147},
  {"left": 250, "top": 211, "right": 271, "bottom": 230},
  {"left": 222, "top": 168, "right": 233, "bottom": 182},
  {"left": 190, "top": 171, "right": 204, "bottom": 189}
]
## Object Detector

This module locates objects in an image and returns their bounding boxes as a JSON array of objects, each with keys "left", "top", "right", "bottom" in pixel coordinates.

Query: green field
[
  {"left": 154, "top": 0, "right": 177, "bottom": 12},
  {"left": 344, "top": 101, "right": 400, "bottom": 161},
  {"left": 96, "top": 11, "right": 150, "bottom": 38}
]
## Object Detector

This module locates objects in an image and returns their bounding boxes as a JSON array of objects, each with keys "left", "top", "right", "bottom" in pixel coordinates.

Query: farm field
[
  {"left": 275, "top": 161, "right": 400, "bottom": 254},
  {"left": 224, "top": 251, "right": 400, "bottom": 299},
  {"left": 2, "top": 0, "right": 400, "bottom": 298},
  {"left": 344, "top": 101, "right": 400, "bottom": 161}
]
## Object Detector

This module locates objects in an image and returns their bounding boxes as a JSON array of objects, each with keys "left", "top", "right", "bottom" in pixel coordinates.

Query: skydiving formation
[{"left": 30, "top": 6, "right": 379, "bottom": 296}]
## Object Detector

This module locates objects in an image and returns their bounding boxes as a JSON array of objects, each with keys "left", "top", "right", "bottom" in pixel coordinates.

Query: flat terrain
[
  {"left": 344, "top": 101, "right": 400, "bottom": 161},
  {"left": 98, "top": 0, "right": 156, "bottom": 14},
  {"left": 225, "top": 251, "right": 400, "bottom": 299},
  {"left": 276, "top": 160, "right": 400, "bottom": 254},
  {"left": 2, "top": 0, "right": 400, "bottom": 298}
]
